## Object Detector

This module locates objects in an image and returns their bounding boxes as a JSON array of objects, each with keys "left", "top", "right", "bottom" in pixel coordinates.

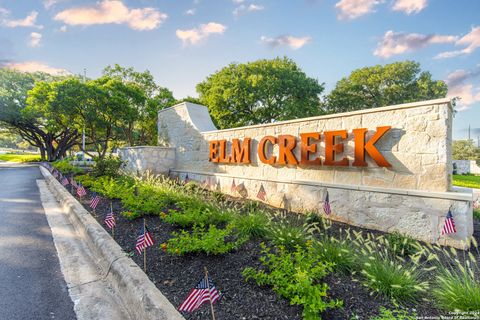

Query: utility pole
[{"left": 82, "top": 68, "right": 86, "bottom": 159}]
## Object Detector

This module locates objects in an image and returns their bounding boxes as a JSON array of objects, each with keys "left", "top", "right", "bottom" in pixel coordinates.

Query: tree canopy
[
  {"left": 452, "top": 140, "right": 480, "bottom": 162},
  {"left": 196, "top": 57, "right": 324, "bottom": 129},
  {"left": 325, "top": 61, "right": 448, "bottom": 113}
]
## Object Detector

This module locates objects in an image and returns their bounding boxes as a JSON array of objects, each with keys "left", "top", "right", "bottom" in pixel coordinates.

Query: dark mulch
[{"left": 60, "top": 175, "right": 479, "bottom": 320}]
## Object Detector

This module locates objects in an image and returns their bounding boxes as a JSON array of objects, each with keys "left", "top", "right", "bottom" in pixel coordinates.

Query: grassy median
[{"left": 0, "top": 153, "right": 42, "bottom": 162}]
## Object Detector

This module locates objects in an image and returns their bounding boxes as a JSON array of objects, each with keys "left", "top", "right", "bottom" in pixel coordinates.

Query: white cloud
[
  {"left": 445, "top": 68, "right": 480, "bottom": 111},
  {"left": 2, "top": 61, "right": 69, "bottom": 75},
  {"left": 176, "top": 22, "right": 226, "bottom": 45},
  {"left": 29, "top": 32, "right": 42, "bottom": 47},
  {"left": 374, "top": 30, "right": 456, "bottom": 58},
  {"left": 233, "top": 4, "right": 264, "bottom": 17},
  {"left": 260, "top": 35, "right": 312, "bottom": 50},
  {"left": 335, "top": 0, "right": 382, "bottom": 20},
  {"left": 54, "top": 0, "right": 167, "bottom": 31},
  {"left": 232, "top": 0, "right": 245, "bottom": 3},
  {"left": 1, "top": 10, "right": 43, "bottom": 29},
  {"left": 43, "top": 0, "right": 64, "bottom": 9},
  {"left": 436, "top": 26, "right": 480, "bottom": 59},
  {"left": 185, "top": 8, "right": 196, "bottom": 16},
  {"left": 59, "top": 25, "right": 67, "bottom": 32},
  {"left": 392, "top": 0, "right": 428, "bottom": 14}
]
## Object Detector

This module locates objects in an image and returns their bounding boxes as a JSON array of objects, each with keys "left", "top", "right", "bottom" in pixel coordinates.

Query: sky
[{"left": 0, "top": 0, "right": 479, "bottom": 140}]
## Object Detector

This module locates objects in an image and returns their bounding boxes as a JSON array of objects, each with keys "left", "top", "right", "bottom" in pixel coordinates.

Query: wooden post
[
  {"left": 204, "top": 267, "right": 216, "bottom": 320},
  {"left": 111, "top": 201, "right": 114, "bottom": 239},
  {"left": 143, "top": 218, "right": 147, "bottom": 274}
]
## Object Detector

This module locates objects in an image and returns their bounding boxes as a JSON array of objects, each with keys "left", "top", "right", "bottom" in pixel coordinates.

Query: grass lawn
[
  {"left": 452, "top": 174, "right": 480, "bottom": 189},
  {"left": 0, "top": 153, "right": 42, "bottom": 162}
]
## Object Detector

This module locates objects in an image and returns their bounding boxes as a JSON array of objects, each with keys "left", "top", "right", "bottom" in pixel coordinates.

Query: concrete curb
[{"left": 39, "top": 166, "right": 184, "bottom": 320}]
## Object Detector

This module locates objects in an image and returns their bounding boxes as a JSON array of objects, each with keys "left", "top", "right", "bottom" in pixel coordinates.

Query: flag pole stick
[
  {"left": 143, "top": 218, "right": 147, "bottom": 274},
  {"left": 110, "top": 201, "right": 114, "bottom": 239},
  {"left": 204, "top": 267, "right": 216, "bottom": 320}
]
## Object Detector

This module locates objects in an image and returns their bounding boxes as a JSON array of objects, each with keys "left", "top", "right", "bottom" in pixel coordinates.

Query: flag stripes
[
  {"left": 104, "top": 211, "right": 116, "bottom": 229},
  {"left": 441, "top": 209, "right": 457, "bottom": 235},
  {"left": 256, "top": 184, "right": 266, "bottom": 201},
  {"left": 76, "top": 184, "right": 87, "bottom": 197},
  {"left": 323, "top": 191, "right": 331, "bottom": 215},
  {"left": 135, "top": 226, "right": 154, "bottom": 254},
  {"left": 90, "top": 193, "right": 101, "bottom": 209},
  {"left": 178, "top": 278, "right": 220, "bottom": 313},
  {"left": 61, "top": 176, "right": 69, "bottom": 186}
]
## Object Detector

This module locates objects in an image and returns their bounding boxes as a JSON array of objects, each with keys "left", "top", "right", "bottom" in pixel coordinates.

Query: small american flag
[
  {"left": 178, "top": 277, "right": 221, "bottom": 313},
  {"left": 70, "top": 178, "right": 78, "bottom": 188},
  {"left": 256, "top": 184, "right": 267, "bottom": 201},
  {"left": 474, "top": 198, "right": 479, "bottom": 210},
  {"left": 104, "top": 211, "right": 116, "bottom": 229},
  {"left": 61, "top": 176, "right": 69, "bottom": 186},
  {"left": 52, "top": 169, "right": 59, "bottom": 178},
  {"left": 441, "top": 209, "right": 457, "bottom": 235},
  {"left": 184, "top": 174, "right": 190, "bottom": 184},
  {"left": 135, "top": 225, "right": 154, "bottom": 254},
  {"left": 76, "top": 184, "right": 87, "bottom": 197},
  {"left": 90, "top": 193, "right": 101, "bottom": 209},
  {"left": 323, "top": 191, "right": 331, "bottom": 215},
  {"left": 231, "top": 179, "right": 237, "bottom": 193}
]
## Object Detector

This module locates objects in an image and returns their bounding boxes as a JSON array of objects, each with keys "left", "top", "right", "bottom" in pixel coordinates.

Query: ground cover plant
[
  {"left": 0, "top": 153, "right": 41, "bottom": 162},
  {"left": 47, "top": 165, "right": 480, "bottom": 319},
  {"left": 453, "top": 174, "right": 480, "bottom": 189}
]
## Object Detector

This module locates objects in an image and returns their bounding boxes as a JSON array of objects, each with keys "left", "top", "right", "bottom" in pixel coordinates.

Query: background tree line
[{"left": 0, "top": 59, "right": 448, "bottom": 161}]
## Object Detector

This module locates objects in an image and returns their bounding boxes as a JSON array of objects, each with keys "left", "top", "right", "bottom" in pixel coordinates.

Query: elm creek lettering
[{"left": 208, "top": 126, "right": 391, "bottom": 167}]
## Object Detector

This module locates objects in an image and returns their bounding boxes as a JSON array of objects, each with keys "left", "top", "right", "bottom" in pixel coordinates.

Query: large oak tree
[
  {"left": 196, "top": 57, "right": 324, "bottom": 129},
  {"left": 325, "top": 61, "right": 448, "bottom": 113}
]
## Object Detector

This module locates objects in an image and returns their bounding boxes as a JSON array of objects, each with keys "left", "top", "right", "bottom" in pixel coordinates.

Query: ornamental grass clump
[
  {"left": 243, "top": 243, "right": 342, "bottom": 319},
  {"left": 433, "top": 238, "right": 480, "bottom": 311},
  {"left": 267, "top": 223, "right": 310, "bottom": 251},
  {"left": 360, "top": 249, "right": 428, "bottom": 304},
  {"left": 312, "top": 236, "right": 357, "bottom": 273},
  {"left": 232, "top": 211, "right": 271, "bottom": 240},
  {"left": 385, "top": 232, "right": 420, "bottom": 258}
]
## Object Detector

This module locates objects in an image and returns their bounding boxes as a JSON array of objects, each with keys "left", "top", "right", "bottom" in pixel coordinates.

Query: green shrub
[
  {"left": 312, "top": 236, "right": 357, "bottom": 273},
  {"left": 433, "top": 254, "right": 480, "bottom": 311},
  {"left": 121, "top": 211, "right": 142, "bottom": 220},
  {"left": 52, "top": 159, "right": 83, "bottom": 174},
  {"left": 165, "top": 224, "right": 246, "bottom": 255},
  {"left": 163, "top": 205, "right": 233, "bottom": 227},
  {"left": 243, "top": 244, "right": 342, "bottom": 319},
  {"left": 76, "top": 174, "right": 97, "bottom": 187},
  {"left": 121, "top": 183, "right": 177, "bottom": 215},
  {"left": 233, "top": 212, "right": 270, "bottom": 240},
  {"left": 385, "top": 232, "right": 420, "bottom": 257},
  {"left": 370, "top": 307, "right": 417, "bottom": 320},
  {"left": 474, "top": 208, "right": 480, "bottom": 220},
  {"left": 267, "top": 223, "right": 309, "bottom": 251},
  {"left": 91, "top": 156, "right": 125, "bottom": 177},
  {"left": 360, "top": 254, "right": 428, "bottom": 304}
]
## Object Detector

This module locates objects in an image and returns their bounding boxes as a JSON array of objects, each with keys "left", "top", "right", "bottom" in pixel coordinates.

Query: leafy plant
[
  {"left": 91, "top": 155, "right": 125, "bottom": 177},
  {"left": 233, "top": 212, "right": 270, "bottom": 239},
  {"left": 243, "top": 243, "right": 342, "bottom": 319},
  {"left": 165, "top": 224, "right": 246, "bottom": 255},
  {"left": 370, "top": 307, "right": 417, "bottom": 320},
  {"left": 52, "top": 159, "right": 83, "bottom": 174},
  {"left": 267, "top": 223, "right": 309, "bottom": 251},
  {"left": 121, "top": 211, "right": 142, "bottom": 220},
  {"left": 163, "top": 205, "right": 233, "bottom": 227},
  {"left": 312, "top": 236, "right": 357, "bottom": 273}
]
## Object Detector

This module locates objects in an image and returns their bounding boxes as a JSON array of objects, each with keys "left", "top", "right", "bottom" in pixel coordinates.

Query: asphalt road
[{"left": 0, "top": 164, "right": 76, "bottom": 320}]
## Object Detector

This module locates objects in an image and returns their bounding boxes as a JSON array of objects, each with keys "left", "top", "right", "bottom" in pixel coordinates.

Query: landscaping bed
[{"left": 48, "top": 161, "right": 480, "bottom": 320}]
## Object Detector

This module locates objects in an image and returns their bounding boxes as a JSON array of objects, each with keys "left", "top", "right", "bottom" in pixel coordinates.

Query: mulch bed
[{"left": 60, "top": 175, "right": 479, "bottom": 320}]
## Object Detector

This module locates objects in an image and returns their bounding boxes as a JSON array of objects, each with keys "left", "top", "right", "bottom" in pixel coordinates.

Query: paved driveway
[{"left": 0, "top": 163, "right": 76, "bottom": 320}]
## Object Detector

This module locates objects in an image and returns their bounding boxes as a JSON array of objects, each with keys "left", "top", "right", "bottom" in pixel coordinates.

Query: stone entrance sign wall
[{"left": 120, "top": 98, "right": 474, "bottom": 249}]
